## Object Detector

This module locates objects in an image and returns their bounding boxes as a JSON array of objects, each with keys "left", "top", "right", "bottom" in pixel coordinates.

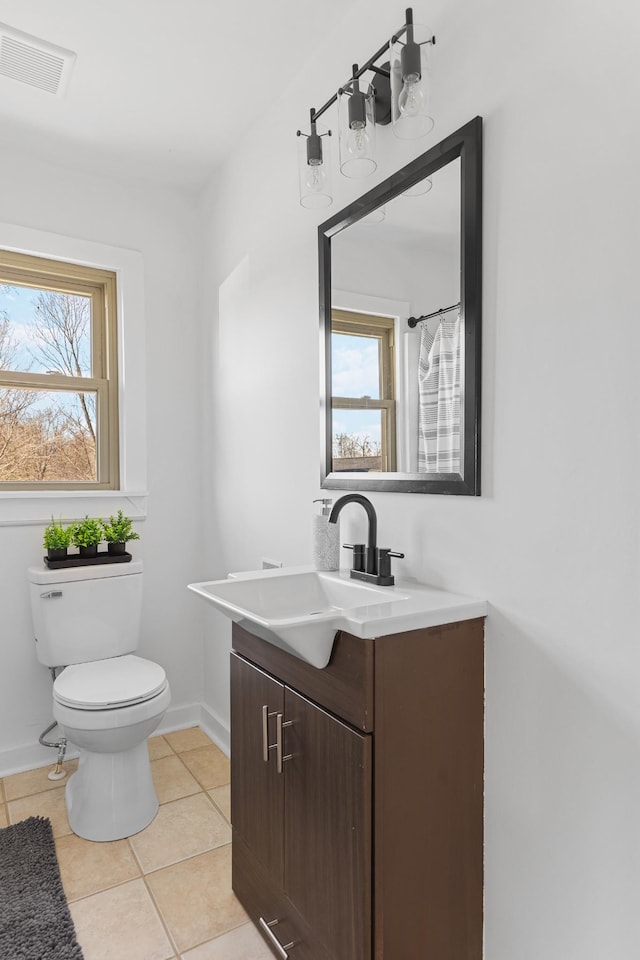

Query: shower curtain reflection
[{"left": 417, "top": 313, "right": 461, "bottom": 473}]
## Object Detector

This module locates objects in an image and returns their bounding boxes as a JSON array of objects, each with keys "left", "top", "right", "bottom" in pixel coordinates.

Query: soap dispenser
[{"left": 312, "top": 499, "right": 340, "bottom": 571}]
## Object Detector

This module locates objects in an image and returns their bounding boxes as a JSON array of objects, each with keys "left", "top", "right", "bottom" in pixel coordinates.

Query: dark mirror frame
[{"left": 319, "top": 115, "right": 482, "bottom": 495}]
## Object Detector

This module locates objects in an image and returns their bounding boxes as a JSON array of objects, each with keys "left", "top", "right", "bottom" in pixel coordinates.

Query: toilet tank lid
[
  {"left": 54, "top": 655, "right": 167, "bottom": 709},
  {"left": 28, "top": 560, "right": 142, "bottom": 584}
]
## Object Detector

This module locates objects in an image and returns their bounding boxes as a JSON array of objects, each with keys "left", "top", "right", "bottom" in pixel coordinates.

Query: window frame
[
  {"left": 0, "top": 250, "right": 119, "bottom": 490},
  {"left": 330, "top": 308, "right": 397, "bottom": 472}
]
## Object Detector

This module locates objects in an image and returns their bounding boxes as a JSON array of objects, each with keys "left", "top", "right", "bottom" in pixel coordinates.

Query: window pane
[
  {"left": 0, "top": 387, "right": 97, "bottom": 482},
  {"left": 331, "top": 332, "right": 380, "bottom": 399},
  {"left": 332, "top": 408, "right": 383, "bottom": 473},
  {"left": 0, "top": 284, "right": 92, "bottom": 377}
]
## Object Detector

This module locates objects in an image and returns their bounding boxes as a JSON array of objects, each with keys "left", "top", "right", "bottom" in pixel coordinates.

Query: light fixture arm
[
  {"left": 309, "top": 8, "right": 434, "bottom": 126},
  {"left": 296, "top": 6, "right": 435, "bottom": 206}
]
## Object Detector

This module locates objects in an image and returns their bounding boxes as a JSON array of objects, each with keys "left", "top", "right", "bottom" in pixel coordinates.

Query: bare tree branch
[{"left": 27, "top": 292, "right": 95, "bottom": 443}]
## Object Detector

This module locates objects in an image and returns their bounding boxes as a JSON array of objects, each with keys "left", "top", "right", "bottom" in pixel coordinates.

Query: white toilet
[{"left": 27, "top": 560, "right": 171, "bottom": 842}]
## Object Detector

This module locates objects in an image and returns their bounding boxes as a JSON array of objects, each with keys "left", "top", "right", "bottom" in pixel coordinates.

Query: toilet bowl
[
  {"left": 28, "top": 561, "right": 171, "bottom": 842},
  {"left": 53, "top": 654, "right": 171, "bottom": 841}
]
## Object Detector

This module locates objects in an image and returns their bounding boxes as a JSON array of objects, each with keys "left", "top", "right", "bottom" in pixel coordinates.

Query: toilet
[{"left": 27, "top": 560, "right": 171, "bottom": 842}]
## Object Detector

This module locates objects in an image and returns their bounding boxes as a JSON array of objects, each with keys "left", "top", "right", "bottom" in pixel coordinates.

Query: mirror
[{"left": 319, "top": 117, "right": 482, "bottom": 495}]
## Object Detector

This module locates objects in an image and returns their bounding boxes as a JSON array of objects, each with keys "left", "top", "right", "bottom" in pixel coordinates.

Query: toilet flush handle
[{"left": 40, "top": 590, "right": 63, "bottom": 599}]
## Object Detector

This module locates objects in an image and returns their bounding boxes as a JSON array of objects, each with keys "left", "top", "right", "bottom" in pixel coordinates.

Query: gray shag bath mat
[{"left": 0, "top": 816, "right": 84, "bottom": 960}]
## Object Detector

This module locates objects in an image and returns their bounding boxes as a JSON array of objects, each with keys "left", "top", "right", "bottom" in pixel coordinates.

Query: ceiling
[{"left": 0, "top": 0, "right": 352, "bottom": 191}]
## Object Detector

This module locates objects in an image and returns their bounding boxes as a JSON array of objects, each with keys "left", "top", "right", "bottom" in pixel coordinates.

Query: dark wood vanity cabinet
[
  {"left": 230, "top": 616, "right": 484, "bottom": 960},
  {"left": 231, "top": 652, "right": 371, "bottom": 960}
]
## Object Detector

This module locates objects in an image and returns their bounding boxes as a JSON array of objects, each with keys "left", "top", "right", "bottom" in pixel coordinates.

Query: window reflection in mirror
[
  {"left": 331, "top": 310, "right": 396, "bottom": 472},
  {"left": 330, "top": 160, "right": 459, "bottom": 475}
]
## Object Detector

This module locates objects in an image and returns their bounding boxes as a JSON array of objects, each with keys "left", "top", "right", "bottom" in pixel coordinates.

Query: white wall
[
  {"left": 332, "top": 230, "right": 456, "bottom": 320},
  {"left": 0, "top": 149, "right": 207, "bottom": 771},
  {"left": 198, "top": 0, "right": 640, "bottom": 957}
]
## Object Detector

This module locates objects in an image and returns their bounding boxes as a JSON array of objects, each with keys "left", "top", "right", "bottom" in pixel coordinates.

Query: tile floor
[{"left": 0, "top": 726, "right": 274, "bottom": 960}]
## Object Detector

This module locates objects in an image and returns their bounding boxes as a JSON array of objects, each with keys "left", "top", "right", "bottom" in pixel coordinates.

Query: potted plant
[
  {"left": 43, "top": 518, "right": 74, "bottom": 561},
  {"left": 102, "top": 510, "right": 140, "bottom": 556},
  {"left": 72, "top": 516, "right": 103, "bottom": 558}
]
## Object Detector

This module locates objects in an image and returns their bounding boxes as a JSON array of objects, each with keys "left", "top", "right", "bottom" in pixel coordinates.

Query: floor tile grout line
[
  {"left": 69, "top": 874, "right": 178, "bottom": 960},
  {"left": 135, "top": 784, "right": 235, "bottom": 960},
  {"left": 151, "top": 750, "right": 204, "bottom": 799},
  {"left": 126, "top": 832, "right": 146, "bottom": 876},
  {"left": 61, "top": 831, "right": 233, "bottom": 903},
  {"left": 140, "top": 869, "right": 182, "bottom": 960},
  {"left": 178, "top": 760, "right": 230, "bottom": 793},
  {"left": 175, "top": 918, "right": 258, "bottom": 959},
  {"left": 5, "top": 779, "right": 69, "bottom": 806},
  {"left": 166, "top": 734, "right": 219, "bottom": 753},
  {"left": 148, "top": 734, "right": 177, "bottom": 761},
  {"left": 1, "top": 759, "right": 78, "bottom": 803},
  {"left": 64, "top": 870, "right": 143, "bottom": 906},
  {"left": 202, "top": 787, "right": 231, "bottom": 824},
  {"left": 62, "top": 846, "right": 239, "bottom": 957},
  {"left": 141, "top": 837, "right": 232, "bottom": 877},
  {"left": 132, "top": 837, "right": 233, "bottom": 878}
]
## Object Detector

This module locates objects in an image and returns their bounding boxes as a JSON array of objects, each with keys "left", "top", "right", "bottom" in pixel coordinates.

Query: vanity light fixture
[{"left": 296, "top": 8, "right": 435, "bottom": 207}]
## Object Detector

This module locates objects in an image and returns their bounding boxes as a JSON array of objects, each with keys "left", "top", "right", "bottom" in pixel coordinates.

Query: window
[
  {"left": 331, "top": 309, "right": 396, "bottom": 473},
  {"left": 0, "top": 250, "right": 119, "bottom": 489}
]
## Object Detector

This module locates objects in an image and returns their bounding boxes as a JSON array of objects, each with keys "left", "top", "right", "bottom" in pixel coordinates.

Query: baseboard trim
[
  {"left": 0, "top": 702, "right": 230, "bottom": 779},
  {"left": 198, "top": 703, "right": 230, "bottom": 757},
  {"left": 155, "top": 701, "right": 201, "bottom": 737}
]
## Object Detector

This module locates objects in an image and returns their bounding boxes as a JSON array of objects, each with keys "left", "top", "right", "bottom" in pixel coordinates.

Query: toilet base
[{"left": 66, "top": 740, "right": 159, "bottom": 842}]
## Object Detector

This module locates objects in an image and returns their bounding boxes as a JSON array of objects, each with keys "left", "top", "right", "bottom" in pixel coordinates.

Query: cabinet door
[
  {"left": 230, "top": 653, "right": 284, "bottom": 881},
  {"left": 283, "top": 687, "right": 372, "bottom": 960}
]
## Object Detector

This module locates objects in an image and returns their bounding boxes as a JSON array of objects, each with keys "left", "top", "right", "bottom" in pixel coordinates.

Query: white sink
[{"left": 188, "top": 566, "right": 487, "bottom": 669}]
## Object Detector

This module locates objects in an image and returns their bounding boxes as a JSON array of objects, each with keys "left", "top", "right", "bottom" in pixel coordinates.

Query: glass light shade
[
  {"left": 338, "top": 78, "right": 377, "bottom": 179},
  {"left": 298, "top": 122, "right": 332, "bottom": 209},
  {"left": 390, "top": 22, "right": 434, "bottom": 140}
]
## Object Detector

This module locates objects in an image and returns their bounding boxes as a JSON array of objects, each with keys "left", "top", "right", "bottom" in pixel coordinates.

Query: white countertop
[
  {"left": 189, "top": 565, "right": 487, "bottom": 668},
  {"left": 225, "top": 565, "right": 487, "bottom": 638}
]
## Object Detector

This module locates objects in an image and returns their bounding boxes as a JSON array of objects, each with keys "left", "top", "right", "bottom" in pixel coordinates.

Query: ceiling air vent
[{"left": 0, "top": 23, "right": 76, "bottom": 95}]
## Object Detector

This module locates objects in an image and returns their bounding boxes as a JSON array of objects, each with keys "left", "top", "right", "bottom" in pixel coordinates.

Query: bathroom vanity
[{"left": 230, "top": 614, "right": 485, "bottom": 960}]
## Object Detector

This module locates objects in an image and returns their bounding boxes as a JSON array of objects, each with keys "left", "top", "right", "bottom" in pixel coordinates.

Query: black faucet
[{"left": 328, "top": 494, "right": 404, "bottom": 586}]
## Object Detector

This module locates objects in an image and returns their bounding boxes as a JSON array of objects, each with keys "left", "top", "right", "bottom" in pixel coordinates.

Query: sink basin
[
  {"left": 188, "top": 568, "right": 406, "bottom": 668},
  {"left": 188, "top": 566, "right": 487, "bottom": 670}
]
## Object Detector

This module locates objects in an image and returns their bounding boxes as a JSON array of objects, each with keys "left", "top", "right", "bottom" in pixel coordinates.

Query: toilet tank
[{"left": 27, "top": 561, "right": 143, "bottom": 667}]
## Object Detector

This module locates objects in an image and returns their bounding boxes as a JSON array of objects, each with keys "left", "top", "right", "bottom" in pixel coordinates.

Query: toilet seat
[{"left": 54, "top": 654, "right": 167, "bottom": 710}]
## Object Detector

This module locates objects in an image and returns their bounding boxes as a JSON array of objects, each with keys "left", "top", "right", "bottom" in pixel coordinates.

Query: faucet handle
[
  {"left": 376, "top": 548, "right": 405, "bottom": 580},
  {"left": 343, "top": 543, "right": 366, "bottom": 572}
]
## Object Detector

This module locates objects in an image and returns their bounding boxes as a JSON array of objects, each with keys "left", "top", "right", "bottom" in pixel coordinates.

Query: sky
[
  {"left": 0, "top": 282, "right": 91, "bottom": 374},
  {"left": 0, "top": 283, "right": 94, "bottom": 421}
]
